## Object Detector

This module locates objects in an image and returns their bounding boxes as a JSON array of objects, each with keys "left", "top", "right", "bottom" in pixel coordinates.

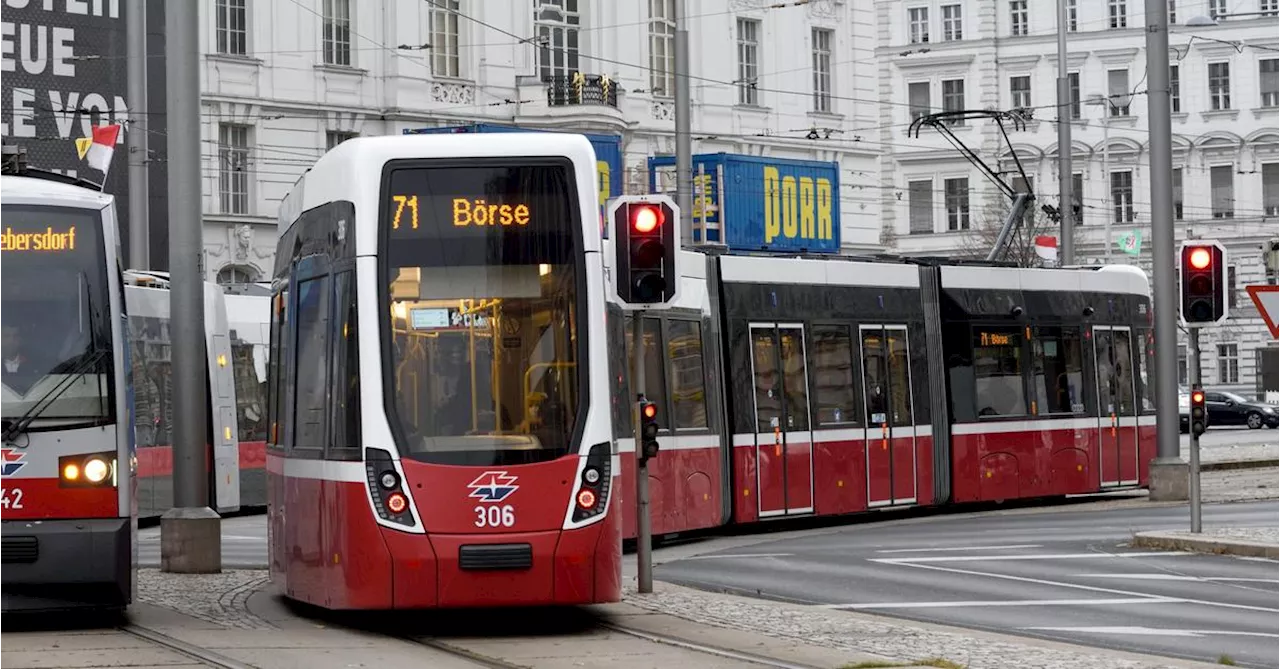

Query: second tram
[{"left": 268, "top": 133, "right": 620, "bottom": 609}]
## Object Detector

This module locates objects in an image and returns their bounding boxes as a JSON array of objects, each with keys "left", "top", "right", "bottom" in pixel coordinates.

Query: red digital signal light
[
  {"left": 1191, "top": 390, "right": 1204, "bottom": 404},
  {"left": 1189, "top": 247, "right": 1211, "bottom": 269},
  {"left": 642, "top": 403, "right": 658, "bottom": 420},
  {"left": 632, "top": 205, "right": 662, "bottom": 234}
]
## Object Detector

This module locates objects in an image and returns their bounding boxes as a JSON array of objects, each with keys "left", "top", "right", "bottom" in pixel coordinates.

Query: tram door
[
  {"left": 1093, "top": 326, "right": 1140, "bottom": 486},
  {"left": 860, "top": 325, "right": 918, "bottom": 507},
  {"left": 748, "top": 323, "right": 814, "bottom": 517}
]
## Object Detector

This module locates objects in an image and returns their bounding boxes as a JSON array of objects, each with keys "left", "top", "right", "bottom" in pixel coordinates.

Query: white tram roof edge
[{"left": 1, "top": 174, "right": 114, "bottom": 209}]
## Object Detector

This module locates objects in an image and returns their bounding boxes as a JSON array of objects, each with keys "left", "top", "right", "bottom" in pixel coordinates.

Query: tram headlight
[
  {"left": 576, "top": 488, "right": 597, "bottom": 510},
  {"left": 582, "top": 467, "right": 600, "bottom": 485},
  {"left": 63, "top": 462, "right": 81, "bottom": 481},
  {"left": 379, "top": 471, "right": 399, "bottom": 490},
  {"left": 83, "top": 457, "right": 111, "bottom": 484},
  {"left": 58, "top": 451, "right": 118, "bottom": 487}
]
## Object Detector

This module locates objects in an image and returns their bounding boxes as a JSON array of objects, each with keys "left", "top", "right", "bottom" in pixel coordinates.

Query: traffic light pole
[
  {"left": 633, "top": 315, "right": 654, "bottom": 593},
  {"left": 1188, "top": 328, "right": 1202, "bottom": 533}
]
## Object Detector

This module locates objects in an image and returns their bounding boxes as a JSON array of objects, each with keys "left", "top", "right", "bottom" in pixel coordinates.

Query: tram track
[{"left": 121, "top": 623, "right": 259, "bottom": 669}]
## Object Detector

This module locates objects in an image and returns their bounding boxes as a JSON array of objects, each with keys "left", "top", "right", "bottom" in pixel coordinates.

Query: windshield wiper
[{"left": 2, "top": 348, "right": 110, "bottom": 443}]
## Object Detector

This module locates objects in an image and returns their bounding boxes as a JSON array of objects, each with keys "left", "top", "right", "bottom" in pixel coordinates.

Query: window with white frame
[
  {"left": 431, "top": 0, "right": 461, "bottom": 78},
  {"left": 1109, "top": 0, "right": 1127, "bottom": 28},
  {"left": 909, "top": 179, "right": 934, "bottom": 234},
  {"left": 1108, "top": 69, "right": 1131, "bottom": 116},
  {"left": 909, "top": 81, "right": 931, "bottom": 120},
  {"left": 219, "top": 124, "right": 251, "bottom": 216},
  {"left": 1260, "top": 59, "right": 1279, "bottom": 107},
  {"left": 942, "top": 79, "right": 965, "bottom": 123},
  {"left": 1177, "top": 345, "right": 1188, "bottom": 384},
  {"left": 1010, "top": 75, "right": 1031, "bottom": 109},
  {"left": 218, "top": 265, "right": 259, "bottom": 286},
  {"left": 942, "top": 4, "right": 963, "bottom": 40},
  {"left": 1208, "top": 0, "right": 1227, "bottom": 19},
  {"left": 1167, "top": 0, "right": 1177, "bottom": 24},
  {"left": 945, "top": 177, "right": 970, "bottom": 230},
  {"left": 736, "top": 18, "right": 760, "bottom": 105},
  {"left": 1209, "top": 62, "right": 1231, "bottom": 110},
  {"left": 1264, "top": 0, "right": 1279, "bottom": 17},
  {"left": 1110, "top": 170, "right": 1134, "bottom": 224},
  {"left": 1217, "top": 343, "right": 1239, "bottom": 384},
  {"left": 909, "top": 7, "right": 930, "bottom": 43},
  {"left": 1071, "top": 172, "right": 1083, "bottom": 223},
  {"left": 1009, "top": 0, "right": 1028, "bottom": 36},
  {"left": 536, "top": 0, "right": 580, "bottom": 81},
  {"left": 1172, "top": 167, "right": 1184, "bottom": 219},
  {"left": 812, "top": 28, "right": 833, "bottom": 113},
  {"left": 216, "top": 0, "right": 247, "bottom": 56},
  {"left": 326, "top": 131, "right": 357, "bottom": 150},
  {"left": 323, "top": 0, "right": 351, "bottom": 66},
  {"left": 649, "top": 0, "right": 675, "bottom": 96},
  {"left": 1211, "top": 164, "right": 1234, "bottom": 218},
  {"left": 1069, "top": 72, "right": 1081, "bottom": 119},
  {"left": 1170, "top": 64, "right": 1181, "bottom": 112},
  {"left": 1264, "top": 163, "right": 1279, "bottom": 216},
  {"left": 1227, "top": 265, "right": 1238, "bottom": 308},
  {"left": 1067, "top": 0, "right": 1078, "bottom": 31}
]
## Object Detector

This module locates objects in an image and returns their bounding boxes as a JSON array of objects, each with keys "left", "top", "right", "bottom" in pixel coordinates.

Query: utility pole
[
  {"left": 1188, "top": 329, "right": 1202, "bottom": 532},
  {"left": 1143, "top": 0, "right": 1188, "bottom": 500},
  {"left": 126, "top": 0, "right": 149, "bottom": 270},
  {"left": 1056, "top": 0, "right": 1073, "bottom": 266},
  {"left": 160, "top": 0, "right": 221, "bottom": 573},
  {"left": 673, "top": 0, "right": 693, "bottom": 247},
  {"left": 633, "top": 317, "right": 653, "bottom": 593}
]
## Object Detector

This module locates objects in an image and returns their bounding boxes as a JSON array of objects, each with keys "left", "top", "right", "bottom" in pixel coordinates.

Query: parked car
[{"left": 1204, "top": 390, "right": 1279, "bottom": 429}]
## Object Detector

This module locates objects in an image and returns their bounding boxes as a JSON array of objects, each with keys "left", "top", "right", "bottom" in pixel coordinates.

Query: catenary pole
[
  {"left": 674, "top": 0, "right": 693, "bottom": 247},
  {"left": 634, "top": 316, "right": 653, "bottom": 593},
  {"left": 126, "top": 0, "right": 149, "bottom": 269},
  {"left": 1056, "top": 0, "right": 1074, "bottom": 266}
]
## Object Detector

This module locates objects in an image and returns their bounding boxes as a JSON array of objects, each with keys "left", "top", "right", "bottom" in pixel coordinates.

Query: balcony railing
[{"left": 546, "top": 73, "right": 618, "bottom": 109}]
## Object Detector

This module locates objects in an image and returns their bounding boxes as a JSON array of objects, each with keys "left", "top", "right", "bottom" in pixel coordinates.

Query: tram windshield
[
  {"left": 381, "top": 161, "right": 584, "bottom": 466},
  {"left": 0, "top": 204, "right": 114, "bottom": 427}
]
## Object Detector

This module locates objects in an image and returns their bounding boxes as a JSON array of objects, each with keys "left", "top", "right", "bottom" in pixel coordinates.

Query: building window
[
  {"left": 1167, "top": 0, "right": 1177, "bottom": 24},
  {"left": 909, "top": 179, "right": 934, "bottom": 234},
  {"left": 1172, "top": 167, "right": 1184, "bottom": 220},
  {"left": 216, "top": 0, "right": 247, "bottom": 56},
  {"left": 217, "top": 264, "right": 258, "bottom": 286},
  {"left": 1227, "top": 265, "right": 1238, "bottom": 309},
  {"left": 1110, "top": 170, "right": 1133, "bottom": 224},
  {"left": 326, "top": 131, "right": 357, "bottom": 150},
  {"left": 1264, "top": 0, "right": 1279, "bottom": 17},
  {"left": 1211, "top": 165, "right": 1234, "bottom": 219},
  {"left": 1071, "top": 172, "right": 1083, "bottom": 223},
  {"left": 1108, "top": 69, "right": 1131, "bottom": 116},
  {"left": 431, "top": 0, "right": 461, "bottom": 78},
  {"left": 649, "top": 0, "right": 675, "bottom": 96},
  {"left": 536, "top": 0, "right": 580, "bottom": 82},
  {"left": 218, "top": 124, "right": 250, "bottom": 216},
  {"left": 945, "top": 177, "right": 970, "bottom": 230},
  {"left": 1264, "top": 163, "right": 1279, "bottom": 216},
  {"left": 942, "top": 4, "right": 963, "bottom": 40},
  {"left": 1010, "top": 75, "right": 1031, "bottom": 109},
  {"left": 1170, "top": 64, "right": 1181, "bottom": 113},
  {"left": 1068, "top": 72, "right": 1081, "bottom": 119},
  {"left": 1009, "top": 0, "right": 1028, "bottom": 36},
  {"left": 1208, "top": 0, "right": 1227, "bottom": 19},
  {"left": 909, "top": 6, "right": 930, "bottom": 43},
  {"left": 942, "top": 79, "right": 965, "bottom": 123},
  {"left": 1209, "top": 62, "right": 1231, "bottom": 110},
  {"left": 812, "top": 28, "right": 833, "bottom": 113},
  {"left": 1109, "top": 0, "right": 1127, "bottom": 28},
  {"left": 1177, "top": 345, "right": 1188, "bottom": 385},
  {"left": 1261, "top": 59, "right": 1279, "bottom": 107},
  {"left": 1067, "top": 0, "right": 1078, "bottom": 31},
  {"left": 322, "top": 0, "right": 351, "bottom": 66},
  {"left": 909, "top": 81, "right": 931, "bottom": 120},
  {"left": 1217, "top": 343, "right": 1239, "bottom": 384},
  {"left": 736, "top": 18, "right": 760, "bottom": 106}
]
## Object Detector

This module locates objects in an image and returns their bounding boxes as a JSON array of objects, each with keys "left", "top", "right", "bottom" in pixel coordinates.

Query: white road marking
[
  {"left": 872, "top": 552, "right": 1190, "bottom": 564},
  {"left": 1073, "top": 573, "right": 1280, "bottom": 584},
  {"left": 875, "top": 544, "right": 1042, "bottom": 554},
  {"left": 1022, "top": 626, "right": 1280, "bottom": 639},
  {"left": 827, "top": 597, "right": 1180, "bottom": 610},
  {"left": 680, "top": 552, "right": 795, "bottom": 561},
  {"left": 878, "top": 560, "right": 1280, "bottom": 613}
]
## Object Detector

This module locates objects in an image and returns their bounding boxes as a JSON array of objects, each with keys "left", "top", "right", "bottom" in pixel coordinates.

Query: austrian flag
[{"left": 76, "top": 124, "right": 122, "bottom": 174}]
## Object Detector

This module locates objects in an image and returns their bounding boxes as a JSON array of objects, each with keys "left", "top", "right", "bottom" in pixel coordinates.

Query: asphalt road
[
  {"left": 656, "top": 501, "right": 1279, "bottom": 669},
  {"left": 1183, "top": 425, "right": 1276, "bottom": 451}
]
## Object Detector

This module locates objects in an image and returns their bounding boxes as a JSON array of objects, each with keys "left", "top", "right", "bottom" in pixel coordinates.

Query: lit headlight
[
  {"left": 83, "top": 457, "right": 111, "bottom": 483},
  {"left": 1265, "top": 406, "right": 1276, "bottom": 415}
]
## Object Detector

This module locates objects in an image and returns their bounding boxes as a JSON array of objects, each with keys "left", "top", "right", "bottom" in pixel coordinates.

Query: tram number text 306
[
  {"left": 0, "top": 488, "right": 25, "bottom": 509},
  {"left": 474, "top": 504, "right": 515, "bottom": 528}
]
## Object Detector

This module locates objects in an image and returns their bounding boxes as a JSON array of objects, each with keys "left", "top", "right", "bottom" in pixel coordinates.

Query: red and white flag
[
  {"left": 83, "top": 124, "right": 121, "bottom": 174},
  {"left": 1034, "top": 235, "right": 1058, "bottom": 263}
]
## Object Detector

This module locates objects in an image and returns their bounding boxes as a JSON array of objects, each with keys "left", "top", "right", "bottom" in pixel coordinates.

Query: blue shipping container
[
  {"left": 647, "top": 153, "right": 840, "bottom": 254},
  {"left": 404, "top": 124, "right": 623, "bottom": 237}
]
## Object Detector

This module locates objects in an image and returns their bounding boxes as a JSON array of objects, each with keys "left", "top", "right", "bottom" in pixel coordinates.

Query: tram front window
[
  {"left": 382, "top": 161, "right": 584, "bottom": 466},
  {"left": 0, "top": 205, "right": 114, "bottom": 427}
]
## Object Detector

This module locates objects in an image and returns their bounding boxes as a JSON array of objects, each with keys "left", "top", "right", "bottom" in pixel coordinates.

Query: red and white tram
[
  {"left": 1, "top": 159, "right": 135, "bottom": 612},
  {"left": 267, "top": 133, "right": 620, "bottom": 609}
]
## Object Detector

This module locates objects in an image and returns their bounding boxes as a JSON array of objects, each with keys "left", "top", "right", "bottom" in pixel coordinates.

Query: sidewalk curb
[
  {"left": 1199, "top": 458, "right": 1279, "bottom": 472},
  {"left": 1131, "top": 531, "right": 1279, "bottom": 558}
]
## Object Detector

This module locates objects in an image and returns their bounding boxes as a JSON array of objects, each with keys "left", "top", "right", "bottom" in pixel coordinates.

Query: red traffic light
[
  {"left": 642, "top": 403, "right": 658, "bottom": 419},
  {"left": 1191, "top": 390, "right": 1204, "bottom": 404},
  {"left": 632, "top": 205, "right": 663, "bottom": 234},
  {"left": 1188, "top": 247, "right": 1211, "bottom": 270}
]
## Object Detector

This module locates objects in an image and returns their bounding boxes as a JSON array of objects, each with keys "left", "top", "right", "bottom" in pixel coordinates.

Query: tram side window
[
  {"left": 1136, "top": 328, "right": 1156, "bottom": 413},
  {"left": 1031, "top": 326, "right": 1084, "bottom": 415},
  {"left": 327, "top": 272, "right": 361, "bottom": 458},
  {"left": 230, "top": 331, "right": 268, "bottom": 443},
  {"left": 267, "top": 290, "right": 286, "bottom": 448},
  {"left": 624, "top": 316, "right": 668, "bottom": 429},
  {"left": 811, "top": 325, "right": 859, "bottom": 426},
  {"left": 972, "top": 326, "right": 1028, "bottom": 417},
  {"left": 128, "top": 315, "right": 174, "bottom": 448},
  {"left": 666, "top": 319, "right": 708, "bottom": 430},
  {"left": 292, "top": 277, "right": 329, "bottom": 451}
]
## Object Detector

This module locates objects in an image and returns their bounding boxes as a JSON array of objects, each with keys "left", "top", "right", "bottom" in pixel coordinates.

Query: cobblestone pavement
[
  {"left": 1201, "top": 465, "right": 1278, "bottom": 503},
  {"left": 137, "top": 568, "right": 275, "bottom": 629}
]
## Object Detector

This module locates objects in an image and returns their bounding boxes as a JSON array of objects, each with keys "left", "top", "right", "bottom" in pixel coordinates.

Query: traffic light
[
  {"left": 638, "top": 400, "right": 660, "bottom": 465},
  {"left": 1189, "top": 385, "right": 1207, "bottom": 436},
  {"left": 610, "top": 195, "right": 680, "bottom": 307},
  {"left": 1178, "top": 240, "right": 1227, "bottom": 327}
]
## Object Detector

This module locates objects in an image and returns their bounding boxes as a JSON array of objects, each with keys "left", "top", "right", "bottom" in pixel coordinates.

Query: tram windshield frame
[
  {"left": 0, "top": 203, "right": 116, "bottom": 429},
  {"left": 377, "top": 157, "right": 588, "bottom": 467}
]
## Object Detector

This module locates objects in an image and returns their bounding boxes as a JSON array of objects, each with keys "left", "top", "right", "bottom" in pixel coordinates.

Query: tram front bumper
[{"left": 1, "top": 517, "right": 132, "bottom": 612}]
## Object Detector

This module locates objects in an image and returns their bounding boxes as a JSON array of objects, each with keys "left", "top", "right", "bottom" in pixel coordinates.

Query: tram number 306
[{"left": 474, "top": 504, "right": 515, "bottom": 528}]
